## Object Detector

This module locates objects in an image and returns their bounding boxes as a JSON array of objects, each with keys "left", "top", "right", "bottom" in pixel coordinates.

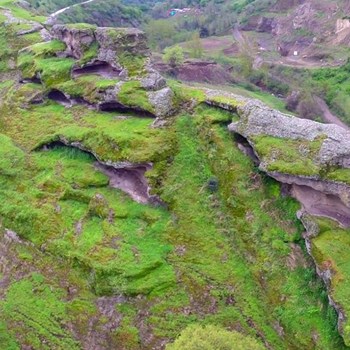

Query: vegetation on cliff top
[{"left": 1, "top": 1, "right": 350, "bottom": 349}]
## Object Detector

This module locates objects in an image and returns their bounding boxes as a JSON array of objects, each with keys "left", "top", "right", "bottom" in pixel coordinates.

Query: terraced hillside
[{"left": 2, "top": 1, "right": 350, "bottom": 350}]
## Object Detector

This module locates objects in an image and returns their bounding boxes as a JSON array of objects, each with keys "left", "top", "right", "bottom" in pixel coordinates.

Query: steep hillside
[
  {"left": 26, "top": 0, "right": 158, "bottom": 28},
  {"left": 2, "top": 1, "right": 350, "bottom": 350}
]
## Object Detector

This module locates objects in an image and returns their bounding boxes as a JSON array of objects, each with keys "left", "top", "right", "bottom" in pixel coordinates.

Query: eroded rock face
[
  {"left": 95, "top": 27, "right": 150, "bottom": 67},
  {"left": 51, "top": 24, "right": 96, "bottom": 59},
  {"left": 208, "top": 88, "right": 350, "bottom": 220},
  {"left": 147, "top": 87, "right": 174, "bottom": 118},
  {"left": 207, "top": 89, "right": 350, "bottom": 169},
  {"left": 207, "top": 88, "right": 350, "bottom": 343},
  {"left": 51, "top": 24, "right": 150, "bottom": 70},
  {"left": 231, "top": 106, "right": 346, "bottom": 159},
  {"left": 22, "top": 24, "right": 175, "bottom": 118}
]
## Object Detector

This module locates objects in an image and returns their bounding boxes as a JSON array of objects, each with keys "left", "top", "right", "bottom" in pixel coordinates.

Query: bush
[
  {"left": 166, "top": 324, "right": 266, "bottom": 350},
  {"left": 163, "top": 46, "right": 184, "bottom": 68}
]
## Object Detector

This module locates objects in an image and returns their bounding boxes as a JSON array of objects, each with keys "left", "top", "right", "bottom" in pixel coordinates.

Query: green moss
[
  {"left": 23, "top": 40, "right": 66, "bottom": 57},
  {"left": 311, "top": 221, "right": 350, "bottom": 346},
  {"left": 118, "top": 52, "right": 147, "bottom": 77},
  {"left": 326, "top": 168, "right": 350, "bottom": 184},
  {"left": 65, "top": 23, "right": 97, "bottom": 30},
  {"left": 15, "top": 82, "right": 44, "bottom": 104},
  {"left": 207, "top": 94, "right": 243, "bottom": 110},
  {"left": 168, "top": 80, "right": 206, "bottom": 106},
  {"left": 18, "top": 54, "right": 74, "bottom": 87},
  {"left": 0, "top": 273, "right": 79, "bottom": 349},
  {"left": 195, "top": 104, "right": 237, "bottom": 123},
  {"left": 57, "top": 75, "right": 119, "bottom": 102},
  {"left": 118, "top": 80, "right": 154, "bottom": 114},
  {"left": 0, "top": 322, "right": 19, "bottom": 350},
  {"left": 0, "top": 133, "right": 25, "bottom": 176},
  {"left": 78, "top": 42, "right": 99, "bottom": 66},
  {"left": 167, "top": 324, "right": 266, "bottom": 350},
  {"left": 251, "top": 135, "right": 324, "bottom": 176},
  {"left": 0, "top": 141, "right": 176, "bottom": 295}
]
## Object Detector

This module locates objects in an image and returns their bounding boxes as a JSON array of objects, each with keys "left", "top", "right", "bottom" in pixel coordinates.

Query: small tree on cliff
[{"left": 163, "top": 45, "right": 184, "bottom": 68}]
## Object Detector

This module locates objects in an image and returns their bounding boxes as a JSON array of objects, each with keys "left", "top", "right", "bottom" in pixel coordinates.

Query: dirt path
[
  {"left": 46, "top": 0, "right": 96, "bottom": 24},
  {"left": 313, "top": 95, "right": 350, "bottom": 131}
]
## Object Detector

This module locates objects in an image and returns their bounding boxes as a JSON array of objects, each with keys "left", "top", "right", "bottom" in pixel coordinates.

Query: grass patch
[
  {"left": 311, "top": 218, "right": 350, "bottom": 346},
  {"left": 0, "top": 273, "right": 79, "bottom": 349},
  {"left": 118, "top": 80, "right": 155, "bottom": 114},
  {"left": 251, "top": 135, "right": 324, "bottom": 176}
]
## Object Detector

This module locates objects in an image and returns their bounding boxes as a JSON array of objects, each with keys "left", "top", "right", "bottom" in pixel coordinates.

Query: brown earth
[{"left": 153, "top": 59, "right": 234, "bottom": 84}]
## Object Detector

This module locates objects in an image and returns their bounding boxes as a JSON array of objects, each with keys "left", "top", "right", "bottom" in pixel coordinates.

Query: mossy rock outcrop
[
  {"left": 3, "top": 2, "right": 350, "bottom": 349},
  {"left": 205, "top": 88, "right": 350, "bottom": 344},
  {"left": 205, "top": 89, "right": 350, "bottom": 202},
  {"left": 18, "top": 24, "right": 175, "bottom": 118}
]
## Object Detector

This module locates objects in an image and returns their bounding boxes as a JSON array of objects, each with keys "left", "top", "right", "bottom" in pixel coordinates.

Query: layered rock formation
[
  {"left": 18, "top": 24, "right": 175, "bottom": 118},
  {"left": 206, "top": 89, "right": 350, "bottom": 218},
  {"left": 4, "top": 2, "right": 350, "bottom": 349},
  {"left": 205, "top": 88, "right": 350, "bottom": 343}
]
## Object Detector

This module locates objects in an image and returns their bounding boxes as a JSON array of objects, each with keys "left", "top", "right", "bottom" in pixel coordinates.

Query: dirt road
[
  {"left": 46, "top": 0, "right": 96, "bottom": 24},
  {"left": 314, "top": 95, "right": 350, "bottom": 131}
]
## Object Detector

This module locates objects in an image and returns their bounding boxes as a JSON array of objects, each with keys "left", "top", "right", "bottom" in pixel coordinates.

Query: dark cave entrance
[
  {"left": 48, "top": 89, "right": 71, "bottom": 106},
  {"left": 72, "top": 61, "right": 121, "bottom": 78},
  {"left": 98, "top": 102, "right": 156, "bottom": 118}
]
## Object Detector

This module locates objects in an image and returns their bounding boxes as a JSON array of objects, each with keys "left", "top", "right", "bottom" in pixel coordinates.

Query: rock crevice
[{"left": 39, "top": 140, "right": 162, "bottom": 206}]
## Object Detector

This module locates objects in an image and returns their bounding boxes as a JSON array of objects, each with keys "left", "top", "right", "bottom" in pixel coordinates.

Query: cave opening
[
  {"left": 48, "top": 89, "right": 71, "bottom": 106},
  {"left": 233, "top": 133, "right": 260, "bottom": 164},
  {"left": 72, "top": 61, "right": 121, "bottom": 78},
  {"left": 37, "top": 141, "right": 160, "bottom": 205},
  {"left": 98, "top": 102, "right": 156, "bottom": 118}
]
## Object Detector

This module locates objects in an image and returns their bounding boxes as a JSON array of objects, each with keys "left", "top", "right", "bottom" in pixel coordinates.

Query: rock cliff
[
  {"left": 205, "top": 88, "right": 350, "bottom": 343},
  {"left": 18, "top": 24, "right": 175, "bottom": 118},
  {"left": 1, "top": 2, "right": 350, "bottom": 349}
]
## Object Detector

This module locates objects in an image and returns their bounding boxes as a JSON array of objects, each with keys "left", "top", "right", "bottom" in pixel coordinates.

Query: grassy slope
[
  {"left": 0, "top": 3, "right": 349, "bottom": 349},
  {"left": 311, "top": 217, "right": 350, "bottom": 345},
  {"left": 0, "top": 89, "right": 346, "bottom": 348}
]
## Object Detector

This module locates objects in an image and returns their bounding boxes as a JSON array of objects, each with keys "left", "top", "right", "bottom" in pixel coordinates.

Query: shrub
[
  {"left": 166, "top": 324, "right": 266, "bottom": 350},
  {"left": 163, "top": 46, "right": 184, "bottom": 68}
]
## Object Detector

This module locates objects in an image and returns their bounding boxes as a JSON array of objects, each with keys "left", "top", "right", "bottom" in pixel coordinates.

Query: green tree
[
  {"left": 238, "top": 50, "right": 253, "bottom": 78},
  {"left": 144, "top": 19, "right": 175, "bottom": 50},
  {"left": 166, "top": 324, "right": 267, "bottom": 350},
  {"left": 188, "top": 32, "right": 203, "bottom": 59},
  {"left": 163, "top": 45, "right": 184, "bottom": 68}
]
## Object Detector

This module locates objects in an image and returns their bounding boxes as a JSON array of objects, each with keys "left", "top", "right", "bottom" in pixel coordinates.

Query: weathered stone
[
  {"left": 95, "top": 27, "right": 150, "bottom": 69},
  {"left": 140, "top": 69, "right": 166, "bottom": 91},
  {"left": 48, "top": 24, "right": 173, "bottom": 117},
  {"left": 205, "top": 89, "right": 350, "bottom": 226},
  {"left": 51, "top": 24, "right": 96, "bottom": 59},
  {"left": 148, "top": 87, "right": 175, "bottom": 118},
  {"left": 209, "top": 89, "right": 350, "bottom": 168}
]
